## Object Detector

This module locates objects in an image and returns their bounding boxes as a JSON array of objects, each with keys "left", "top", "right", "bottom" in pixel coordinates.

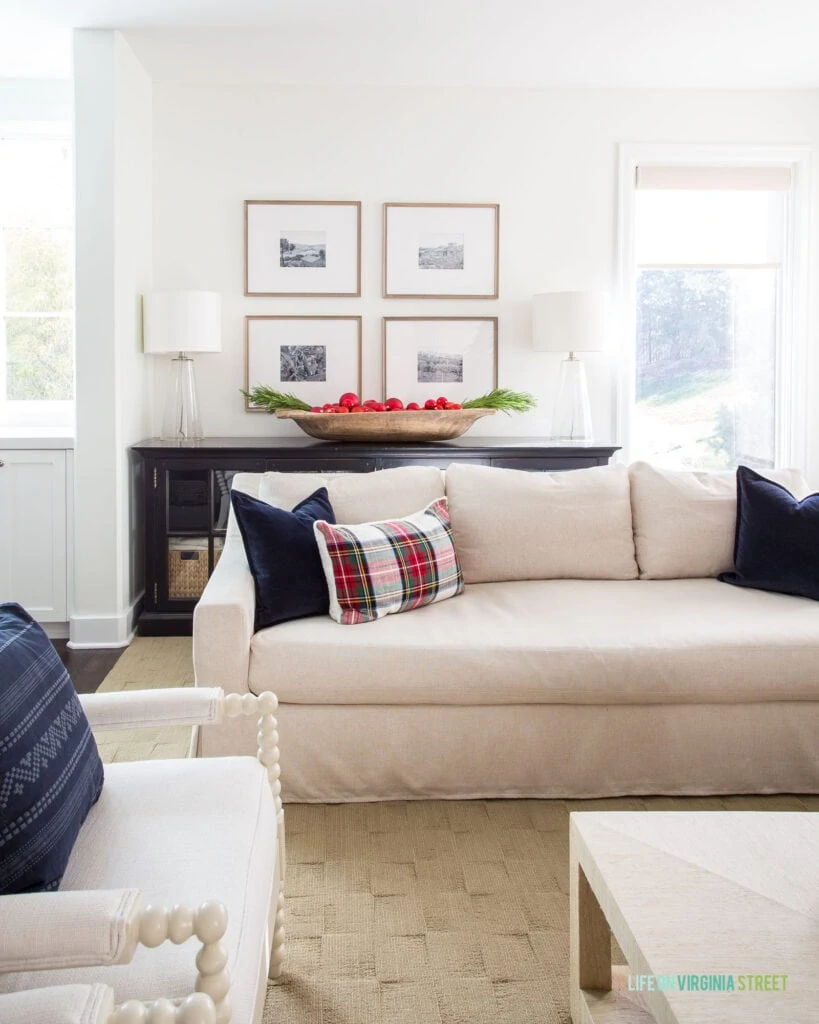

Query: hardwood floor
[{"left": 53, "top": 639, "right": 125, "bottom": 694}]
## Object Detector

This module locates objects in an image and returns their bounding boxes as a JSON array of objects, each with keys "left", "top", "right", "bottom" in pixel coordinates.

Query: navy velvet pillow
[
  {"left": 718, "top": 465, "right": 819, "bottom": 600},
  {"left": 0, "top": 603, "right": 104, "bottom": 894},
  {"left": 231, "top": 487, "right": 336, "bottom": 631}
]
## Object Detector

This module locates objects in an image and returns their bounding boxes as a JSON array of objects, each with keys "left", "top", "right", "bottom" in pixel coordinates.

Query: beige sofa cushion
[
  {"left": 630, "top": 462, "right": 810, "bottom": 579},
  {"left": 249, "top": 577, "right": 819, "bottom": 706},
  {"left": 230, "top": 465, "right": 445, "bottom": 532},
  {"left": 445, "top": 462, "right": 638, "bottom": 583}
]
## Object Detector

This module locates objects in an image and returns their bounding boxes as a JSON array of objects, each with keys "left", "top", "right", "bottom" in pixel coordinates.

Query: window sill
[{"left": 0, "top": 427, "right": 74, "bottom": 449}]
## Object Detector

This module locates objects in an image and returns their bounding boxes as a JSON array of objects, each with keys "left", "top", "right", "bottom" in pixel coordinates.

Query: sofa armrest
[
  {"left": 80, "top": 688, "right": 225, "bottom": 731},
  {"left": 0, "top": 984, "right": 115, "bottom": 1024},
  {"left": 193, "top": 537, "right": 255, "bottom": 697},
  {"left": 0, "top": 889, "right": 143, "bottom": 972}
]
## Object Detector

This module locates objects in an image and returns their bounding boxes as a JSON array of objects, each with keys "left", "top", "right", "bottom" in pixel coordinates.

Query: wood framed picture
[
  {"left": 245, "top": 316, "right": 362, "bottom": 410},
  {"left": 245, "top": 200, "right": 361, "bottom": 297},
  {"left": 383, "top": 203, "right": 499, "bottom": 299},
  {"left": 382, "top": 317, "right": 498, "bottom": 404}
]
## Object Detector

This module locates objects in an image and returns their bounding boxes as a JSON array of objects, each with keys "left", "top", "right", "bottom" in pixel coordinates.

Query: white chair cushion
[
  {"left": 249, "top": 578, "right": 819, "bottom": 706},
  {"left": 0, "top": 985, "right": 114, "bottom": 1024},
  {"left": 0, "top": 758, "right": 276, "bottom": 1024},
  {"left": 630, "top": 462, "right": 810, "bottom": 579},
  {"left": 445, "top": 462, "right": 638, "bottom": 583}
]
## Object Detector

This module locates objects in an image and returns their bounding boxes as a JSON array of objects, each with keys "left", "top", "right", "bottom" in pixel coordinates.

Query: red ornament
[{"left": 339, "top": 392, "right": 359, "bottom": 408}]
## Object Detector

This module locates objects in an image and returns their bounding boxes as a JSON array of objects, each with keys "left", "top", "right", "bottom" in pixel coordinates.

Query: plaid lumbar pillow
[{"left": 314, "top": 497, "right": 464, "bottom": 624}]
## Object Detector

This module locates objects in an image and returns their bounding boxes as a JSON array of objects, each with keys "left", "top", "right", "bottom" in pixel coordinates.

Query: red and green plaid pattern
[{"left": 314, "top": 497, "right": 464, "bottom": 624}]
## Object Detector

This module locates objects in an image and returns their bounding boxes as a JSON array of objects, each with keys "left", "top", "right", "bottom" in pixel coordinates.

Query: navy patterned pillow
[{"left": 0, "top": 603, "right": 104, "bottom": 894}]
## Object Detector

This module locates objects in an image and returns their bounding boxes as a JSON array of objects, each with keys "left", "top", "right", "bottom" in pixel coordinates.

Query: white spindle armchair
[{"left": 0, "top": 688, "right": 285, "bottom": 1024}]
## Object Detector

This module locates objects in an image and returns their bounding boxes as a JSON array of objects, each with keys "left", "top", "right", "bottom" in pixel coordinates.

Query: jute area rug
[
  {"left": 97, "top": 640, "right": 816, "bottom": 1023},
  {"left": 93, "top": 636, "right": 194, "bottom": 763},
  {"left": 263, "top": 793, "right": 812, "bottom": 1024}
]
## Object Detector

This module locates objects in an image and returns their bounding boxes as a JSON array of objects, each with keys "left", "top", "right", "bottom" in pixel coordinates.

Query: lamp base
[
  {"left": 551, "top": 355, "right": 593, "bottom": 441},
  {"left": 160, "top": 354, "right": 203, "bottom": 441}
]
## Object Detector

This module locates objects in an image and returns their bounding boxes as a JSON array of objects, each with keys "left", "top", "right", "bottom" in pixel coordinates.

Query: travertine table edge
[{"left": 569, "top": 811, "right": 819, "bottom": 1024}]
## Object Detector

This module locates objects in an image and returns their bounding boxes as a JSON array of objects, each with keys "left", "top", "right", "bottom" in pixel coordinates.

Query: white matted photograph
[
  {"left": 384, "top": 203, "right": 499, "bottom": 298},
  {"left": 417, "top": 349, "right": 464, "bottom": 383},
  {"left": 280, "top": 344, "right": 327, "bottom": 382},
  {"left": 245, "top": 200, "right": 361, "bottom": 296},
  {"left": 280, "top": 231, "right": 326, "bottom": 268},
  {"left": 245, "top": 316, "right": 362, "bottom": 409},
  {"left": 383, "top": 317, "right": 498, "bottom": 404},
  {"left": 418, "top": 233, "right": 464, "bottom": 270}
]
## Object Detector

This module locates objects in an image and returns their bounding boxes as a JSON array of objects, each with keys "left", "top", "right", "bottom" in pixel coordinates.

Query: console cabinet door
[{"left": 0, "top": 449, "right": 67, "bottom": 622}]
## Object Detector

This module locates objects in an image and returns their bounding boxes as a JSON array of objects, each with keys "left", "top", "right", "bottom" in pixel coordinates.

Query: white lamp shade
[
  {"left": 532, "top": 290, "right": 609, "bottom": 354},
  {"left": 143, "top": 290, "right": 222, "bottom": 355}
]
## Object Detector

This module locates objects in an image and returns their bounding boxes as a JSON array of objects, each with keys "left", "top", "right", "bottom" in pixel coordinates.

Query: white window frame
[
  {"left": 0, "top": 120, "right": 74, "bottom": 431},
  {"left": 616, "top": 142, "right": 812, "bottom": 469}
]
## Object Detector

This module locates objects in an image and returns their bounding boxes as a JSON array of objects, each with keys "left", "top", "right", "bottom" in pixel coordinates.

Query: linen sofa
[{"left": 194, "top": 462, "right": 819, "bottom": 802}]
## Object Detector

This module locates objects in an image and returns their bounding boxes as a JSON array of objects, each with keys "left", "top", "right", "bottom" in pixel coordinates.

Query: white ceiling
[{"left": 3, "top": 0, "right": 819, "bottom": 89}]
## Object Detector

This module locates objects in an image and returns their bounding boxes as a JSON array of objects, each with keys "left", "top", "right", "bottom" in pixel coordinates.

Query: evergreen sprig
[
  {"left": 462, "top": 388, "right": 537, "bottom": 415},
  {"left": 241, "top": 386, "right": 312, "bottom": 412}
]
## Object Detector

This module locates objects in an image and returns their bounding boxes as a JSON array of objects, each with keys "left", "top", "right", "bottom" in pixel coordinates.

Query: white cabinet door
[{"left": 0, "top": 449, "right": 67, "bottom": 622}]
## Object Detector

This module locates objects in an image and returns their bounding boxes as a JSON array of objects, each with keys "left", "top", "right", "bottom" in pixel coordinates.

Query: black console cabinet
[{"left": 131, "top": 436, "right": 620, "bottom": 636}]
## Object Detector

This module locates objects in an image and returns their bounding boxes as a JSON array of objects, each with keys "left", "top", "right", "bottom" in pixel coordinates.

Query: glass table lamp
[
  {"left": 143, "top": 290, "right": 222, "bottom": 440},
  {"left": 532, "top": 291, "right": 608, "bottom": 441}
]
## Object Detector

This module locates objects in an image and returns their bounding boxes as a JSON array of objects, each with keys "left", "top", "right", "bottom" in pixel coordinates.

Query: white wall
[
  {"left": 152, "top": 84, "right": 819, "bottom": 468},
  {"left": 0, "top": 78, "right": 71, "bottom": 122},
  {"left": 113, "top": 35, "right": 153, "bottom": 617},
  {"left": 72, "top": 30, "right": 152, "bottom": 647}
]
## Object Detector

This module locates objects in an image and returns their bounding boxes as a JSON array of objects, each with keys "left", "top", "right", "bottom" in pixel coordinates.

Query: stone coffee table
[{"left": 569, "top": 812, "right": 819, "bottom": 1023}]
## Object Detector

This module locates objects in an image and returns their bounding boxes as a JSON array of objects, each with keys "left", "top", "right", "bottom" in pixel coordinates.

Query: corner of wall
[{"left": 71, "top": 28, "right": 155, "bottom": 646}]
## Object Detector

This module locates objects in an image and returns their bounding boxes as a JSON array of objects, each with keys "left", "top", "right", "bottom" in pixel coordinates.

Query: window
[
  {"left": 0, "top": 126, "right": 73, "bottom": 428},
  {"left": 619, "top": 148, "right": 810, "bottom": 471}
]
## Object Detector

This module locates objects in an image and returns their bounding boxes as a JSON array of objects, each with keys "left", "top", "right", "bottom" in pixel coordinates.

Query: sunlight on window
[
  {"left": 0, "top": 132, "right": 74, "bottom": 423},
  {"left": 633, "top": 189, "right": 784, "bottom": 470}
]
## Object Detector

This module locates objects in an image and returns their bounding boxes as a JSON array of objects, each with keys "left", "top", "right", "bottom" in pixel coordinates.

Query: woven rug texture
[
  {"left": 263, "top": 793, "right": 813, "bottom": 1024},
  {"left": 94, "top": 636, "right": 194, "bottom": 762}
]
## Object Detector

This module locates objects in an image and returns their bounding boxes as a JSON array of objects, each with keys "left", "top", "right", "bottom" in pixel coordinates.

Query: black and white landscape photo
[
  {"left": 418, "top": 233, "right": 464, "bottom": 270},
  {"left": 417, "top": 349, "right": 464, "bottom": 383},
  {"left": 280, "top": 231, "right": 327, "bottom": 268},
  {"left": 280, "top": 344, "right": 327, "bottom": 382}
]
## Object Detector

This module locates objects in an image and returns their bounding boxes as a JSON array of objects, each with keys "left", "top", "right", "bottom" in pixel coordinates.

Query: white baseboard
[
  {"left": 44, "top": 622, "right": 70, "bottom": 640},
  {"left": 68, "top": 593, "right": 142, "bottom": 649},
  {"left": 67, "top": 633, "right": 134, "bottom": 649}
]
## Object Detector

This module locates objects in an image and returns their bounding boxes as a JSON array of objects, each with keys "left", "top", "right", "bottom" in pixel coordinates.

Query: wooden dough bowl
[{"left": 275, "top": 407, "right": 496, "bottom": 442}]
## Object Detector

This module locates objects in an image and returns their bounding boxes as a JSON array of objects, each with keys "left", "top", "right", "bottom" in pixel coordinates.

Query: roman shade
[{"left": 636, "top": 166, "right": 793, "bottom": 191}]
